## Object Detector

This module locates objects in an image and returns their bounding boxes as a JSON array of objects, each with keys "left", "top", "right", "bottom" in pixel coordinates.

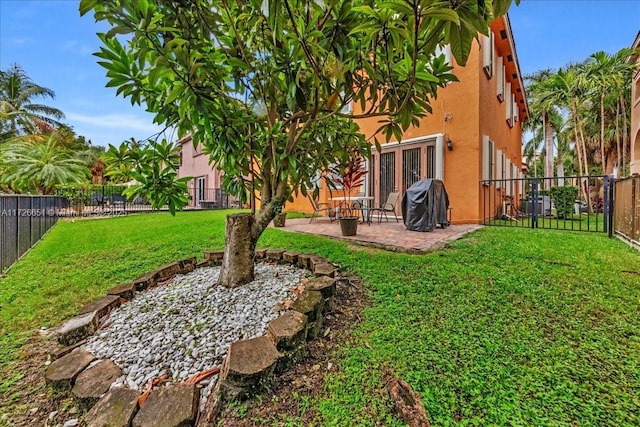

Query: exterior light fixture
[{"left": 445, "top": 135, "right": 453, "bottom": 151}]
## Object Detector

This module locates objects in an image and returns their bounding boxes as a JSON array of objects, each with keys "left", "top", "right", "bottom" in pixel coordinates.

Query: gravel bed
[{"left": 82, "top": 262, "right": 310, "bottom": 398}]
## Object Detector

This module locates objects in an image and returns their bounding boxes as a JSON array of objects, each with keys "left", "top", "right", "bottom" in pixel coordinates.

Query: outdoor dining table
[{"left": 330, "top": 196, "right": 374, "bottom": 223}]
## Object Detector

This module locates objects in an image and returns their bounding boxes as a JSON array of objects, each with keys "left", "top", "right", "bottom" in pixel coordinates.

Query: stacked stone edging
[{"left": 45, "top": 250, "right": 343, "bottom": 426}]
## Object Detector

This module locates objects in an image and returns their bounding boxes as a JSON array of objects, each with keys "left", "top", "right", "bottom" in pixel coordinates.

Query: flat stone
[
  {"left": 306, "top": 276, "right": 337, "bottom": 312},
  {"left": 313, "top": 262, "right": 336, "bottom": 277},
  {"left": 57, "top": 312, "right": 99, "bottom": 346},
  {"left": 310, "top": 256, "right": 329, "bottom": 270},
  {"left": 45, "top": 348, "right": 95, "bottom": 390},
  {"left": 72, "top": 360, "right": 123, "bottom": 407},
  {"left": 282, "top": 251, "right": 300, "bottom": 264},
  {"left": 84, "top": 388, "right": 139, "bottom": 427},
  {"left": 268, "top": 311, "right": 308, "bottom": 351},
  {"left": 153, "top": 261, "right": 182, "bottom": 281},
  {"left": 297, "top": 254, "right": 312, "bottom": 269},
  {"left": 132, "top": 384, "right": 197, "bottom": 427},
  {"left": 220, "top": 336, "right": 278, "bottom": 402},
  {"left": 107, "top": 283, "right": 135, "bottom": 301},
  {"left": 178, "top": 257, "right": 197, "bottom": 270},
  {"left": 255, "top": 249, "right": 267, "bottom": 259},
  {"left": 217, "top": 336, "right": 280, "bottom": 402},
  {"left": 305, "top": 276, "right": 337, "bottom": 298},
  {"left": 196, "top": 260, "right": 212, "bottom": 268},
  {"left": 291, "top": 290, "right": 324, "bottom": 340},
  {"left": 133, "top": 273, "right": 154, "bottom": 291},
  {"left": 225, "top": 336, "right": 280, "bottom": 380},
  {"left": 51, "top": 339, "right": 88, "bottom": 360},
  {"left": 266, "top": 249, "right": 285, "bottom": 262},
  {"left": 80, "top": 295, "right": 121, "bottom": 319},
  {"left": 204, "top": 251, "right": 224, "bottom": 264}
]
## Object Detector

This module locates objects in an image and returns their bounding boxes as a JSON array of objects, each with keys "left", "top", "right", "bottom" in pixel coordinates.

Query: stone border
[{"left": 45, "top": 250, "right": 342, "bottom": 427}]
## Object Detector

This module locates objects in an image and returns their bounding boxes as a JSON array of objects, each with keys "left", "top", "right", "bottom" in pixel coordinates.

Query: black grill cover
[{"left": 401, "top": 179, "right": 450, "bottom": 232}]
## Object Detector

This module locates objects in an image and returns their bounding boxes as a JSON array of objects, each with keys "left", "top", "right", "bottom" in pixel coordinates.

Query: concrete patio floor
[{"left": 278, "top": 217, "right": 482, "bottom": 253}]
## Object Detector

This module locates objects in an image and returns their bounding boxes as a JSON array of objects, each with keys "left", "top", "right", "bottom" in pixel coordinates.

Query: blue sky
[{"left": 1, "top": 0, "right": 638, "bottom": 147}]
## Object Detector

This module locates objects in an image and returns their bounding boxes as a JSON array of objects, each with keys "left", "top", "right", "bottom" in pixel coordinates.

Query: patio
[{"left": 278, "top": 217, "right": 481, "bottom": 253}]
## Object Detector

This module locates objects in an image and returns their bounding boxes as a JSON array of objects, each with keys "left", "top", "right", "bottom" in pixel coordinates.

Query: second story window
[
  {"left": 496, "top": 57, "right": 505, "bottom": 101},
  {"left": 482, "top": 31, "right": 494, "bottom": 79}
]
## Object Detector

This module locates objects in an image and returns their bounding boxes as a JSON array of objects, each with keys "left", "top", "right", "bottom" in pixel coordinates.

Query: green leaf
[{"left": 79, "top": 0, "right": 98, "bottom": 16}]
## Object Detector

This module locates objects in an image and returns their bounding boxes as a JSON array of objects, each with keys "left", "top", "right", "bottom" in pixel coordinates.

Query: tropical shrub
[{"left": 550, "top": 185, "right": 579, "bottom": 218}]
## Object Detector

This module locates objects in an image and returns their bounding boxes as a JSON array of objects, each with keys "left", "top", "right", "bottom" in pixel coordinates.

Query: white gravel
[{"left": 82, "top": 262, "right": 310, "bottom": 395}]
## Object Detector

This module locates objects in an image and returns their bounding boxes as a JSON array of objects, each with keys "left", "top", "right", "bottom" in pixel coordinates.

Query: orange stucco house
[
  {"left": 286, "top": 14, "right": 529, "bottom": 224},
  {"left": 630, "top": 31, "right": 640, "bottom": 175}
]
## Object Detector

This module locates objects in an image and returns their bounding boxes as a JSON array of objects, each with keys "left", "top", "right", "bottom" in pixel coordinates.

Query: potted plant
[
  {"left": 329, "top": 154, "right": 368, "bottom": 236},
  {"left": 273, "top": 211, "right": 287, "bottom": 227}
]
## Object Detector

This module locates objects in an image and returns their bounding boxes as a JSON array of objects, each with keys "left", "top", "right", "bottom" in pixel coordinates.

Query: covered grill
[{"left": 401, "top": 179, "right": 450, "bottom": 232}]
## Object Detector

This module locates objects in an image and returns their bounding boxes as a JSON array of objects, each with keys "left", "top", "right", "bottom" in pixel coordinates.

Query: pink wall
[{"left": 177, "top": 135, "right": 222, "bottom": 189}]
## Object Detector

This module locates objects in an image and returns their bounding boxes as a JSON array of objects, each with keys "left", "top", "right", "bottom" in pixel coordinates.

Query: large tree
[
  {"left": 0, "top": 134, "right": 88, "bottom": 194},
  {"left": 0, "top": 64, "right": 65, "bottom": 141},
  {"left": 81, "top": 0, "right": 516, "bottom": 286}
]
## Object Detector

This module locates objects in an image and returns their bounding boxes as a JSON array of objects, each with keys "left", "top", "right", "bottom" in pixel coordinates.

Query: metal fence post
[
  {"left": 608, "top": 175, "right": 615, "bottom": 238},
  {"left": 531, "top": 178, "right": 538, "bottom": 229},
  {"left": 603, "top": 175, "right": 610, "bottom": 233}
]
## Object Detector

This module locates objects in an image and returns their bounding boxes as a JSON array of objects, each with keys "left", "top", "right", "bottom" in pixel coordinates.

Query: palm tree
[
  {"left": 1, "top": 134, "right": 88, "bottom": 194},
  {"left": 525, "top": 70, "right": 557, "bottom": 184},
  {"left": 0, "top": 64, "right": 65, "bottom": 140}
]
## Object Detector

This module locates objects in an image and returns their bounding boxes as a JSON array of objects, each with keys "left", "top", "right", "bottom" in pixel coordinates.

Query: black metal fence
[
  {"left": 52, "top": 185, "right": 231, "bottom": 215},
  {"left": 1, "top": 195, "right": 61, "bottom": 272},
  {"left": 481, "top": 175, "right": 614, "bottom": 234}
]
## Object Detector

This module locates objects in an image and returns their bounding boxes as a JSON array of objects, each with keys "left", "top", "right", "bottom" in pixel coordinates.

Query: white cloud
[
  {"left": 66, "top": 112, "right": 161, "bottom": 133},
  {"left": 65, "top": 112, "right": 166, "bottom": 146}
]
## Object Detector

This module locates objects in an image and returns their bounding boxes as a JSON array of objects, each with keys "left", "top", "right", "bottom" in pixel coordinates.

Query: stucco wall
[{"left": 178, "top": 136, "right": 222, "bottom": 189}]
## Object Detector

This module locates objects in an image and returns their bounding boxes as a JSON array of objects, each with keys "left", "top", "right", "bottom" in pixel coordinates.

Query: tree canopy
[
  {"left": 81, "top": 0, "right": 516, "bottom": 286},
  {"left": 525, "top": 47, "right": 638, "bottom": 180}
]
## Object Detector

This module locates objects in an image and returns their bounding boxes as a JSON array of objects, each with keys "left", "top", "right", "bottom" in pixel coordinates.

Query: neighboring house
[
  {"left": 177, "top": 135, "right": 226, "bottom": 208},
  {"left": 288, "top": 14, "right": 529, "bottom": 224},
  {"left": 630, "top": 31, "right": 640, "bottom": 175}
]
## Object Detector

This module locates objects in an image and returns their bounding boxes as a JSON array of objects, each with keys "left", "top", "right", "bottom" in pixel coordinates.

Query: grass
[
  {"left": 1, "top": 210, "right": 640, "bottom": 425},
  {"left": 488, "top": 213, "right": 607, "bottom": 232}
]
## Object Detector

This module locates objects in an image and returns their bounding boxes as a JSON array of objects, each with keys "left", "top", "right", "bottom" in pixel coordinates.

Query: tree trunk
[
  {"left": 621, "top": 93, "right": 628, "bottom": 176},
  {"left": 218, "top": 213, "right": 257, "bottom": 288},
  {"left": 600, "top": 90, "right": 606, "bottom": 174},
  {"left": 557, "top": 153, "right": 565, "bottom": 186},
  {"left": 544, "top": 114, "right": 554, "bottom": 188},
  {"left": 616, "top": 100, "right": 621, "bottom": 177}
]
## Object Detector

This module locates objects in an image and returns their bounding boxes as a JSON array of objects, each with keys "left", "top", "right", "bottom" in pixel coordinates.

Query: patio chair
[
  {"left": 308, "top": 196, "right": 336, "bottom": 223},
  {"left": 370, "top": 191, "right": 400, "bottom": 223},
  {"left": 351, "top": 200, "right": 372, "bottom": 225}
]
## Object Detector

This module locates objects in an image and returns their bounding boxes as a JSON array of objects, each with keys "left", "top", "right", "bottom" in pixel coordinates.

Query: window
[
  {"left": 496, "top": 57, "right": 505, "bottom": 101},
  {"left": 506, "top": 159, "right": 514, "bottom": 196},
  {"left": 195, "top": 176, "right": 206, "bottom": 203},
  {"left": 482, "top": 136, "right": 494, "bottom": 183},
  {"left": 505, "top": 83, "right": 513, "bottom": 127},
  {"left": 426, "top": 145, "right": 435, "bottom": 179},
  {"left": 402, "top": 148, "right": 421, "bottom": 192},
  {"left": 482, "top": 31, "right": 494, "bottom": 78},
  {"left": 496, "top": 149, "right": 505, "bottom": 187},
  {"left": 513, "top": 96, "right": 519, "bottom": 123}
]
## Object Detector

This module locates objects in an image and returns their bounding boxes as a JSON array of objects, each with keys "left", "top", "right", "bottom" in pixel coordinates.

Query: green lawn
[
  {"left": 1, "top": 210, "right": 639, "bottom": 425},
  {"left": 488, "top": 214, "right": 607, "bottom": 232}
]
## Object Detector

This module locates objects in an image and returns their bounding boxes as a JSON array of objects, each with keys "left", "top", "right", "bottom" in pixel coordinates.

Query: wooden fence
[{"left": 614, "top": 176, "right": 640, "bottom": 246}]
